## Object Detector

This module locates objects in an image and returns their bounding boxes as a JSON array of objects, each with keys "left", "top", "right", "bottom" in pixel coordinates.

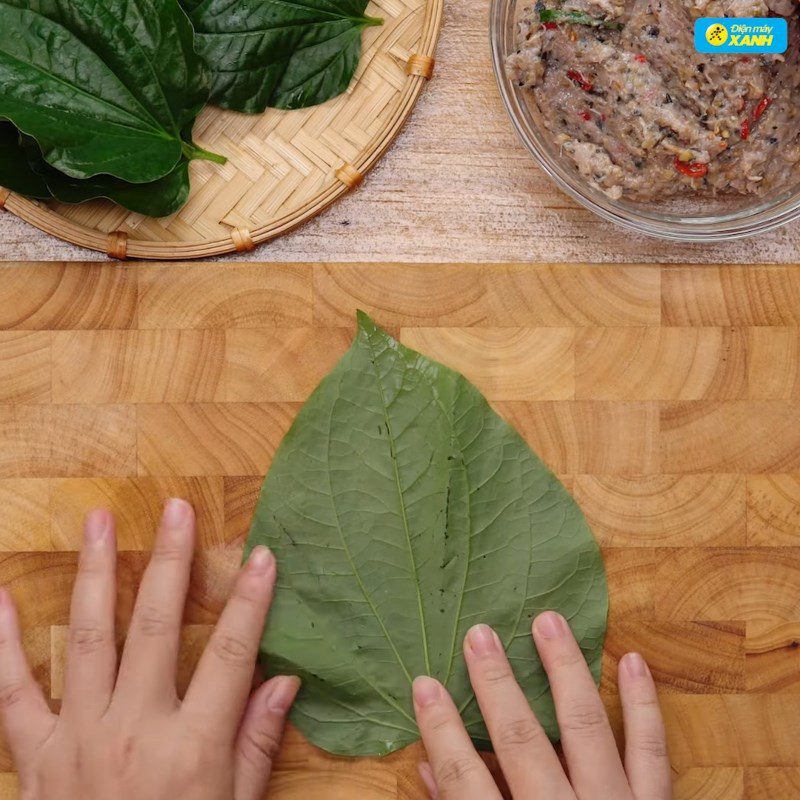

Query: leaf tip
[{"left": 356, "top": 309, "right": 376, "bottom": 331}]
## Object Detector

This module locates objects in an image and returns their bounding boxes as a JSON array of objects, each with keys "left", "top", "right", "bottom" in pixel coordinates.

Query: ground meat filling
[{"left": 507, "top": 0, "right": 800, "bottom": 200}]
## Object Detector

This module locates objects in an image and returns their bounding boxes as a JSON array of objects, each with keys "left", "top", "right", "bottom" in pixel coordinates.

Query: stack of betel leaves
[{"left": 0, "top": 0, "right": 382, "bottom": 216}]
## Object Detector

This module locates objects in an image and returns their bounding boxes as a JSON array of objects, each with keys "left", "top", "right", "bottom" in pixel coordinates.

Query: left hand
[{"left": 0, "top": 499, "right": 299, "bottom": 800}]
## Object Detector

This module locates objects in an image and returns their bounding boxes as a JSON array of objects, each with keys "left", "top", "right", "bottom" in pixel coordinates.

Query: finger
[
  {"left": 412, "top": 676, "right": 502, "bottom": 800},
  {"left": 532, "top": 612, "right": 631, "bottom": 800},
  {"left": 0, "top": 588, "right": 56, "bottom": 761},
  {"left": 418, "top": 761, "right": 439, "bottom": 799},
  {"left": 463, "top": 624, "right": 573, "bottom": 800},
  {"left": 234, "top": 675, "right": 300, "bottom": 800},
  {"left": 183, "top": 546, "right": 275, "bottom": 737},
  {"left": 62, "top": 509, "right": 117, "bottom": 720},
  {"left": 115, "top": 499, "right": 195, "bottom": 708},
  {"left": 618, "top": 653, "right": 672, "bottom": 800}
]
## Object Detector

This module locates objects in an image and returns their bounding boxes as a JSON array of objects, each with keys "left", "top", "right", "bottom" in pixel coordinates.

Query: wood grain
[
  {"left": 660, "top": 402, "right": 800, "bottom": 473},
  {"left": 224, "top": 475, "right": 263, "bottom": 545},
  {"left": 499, "top": 401, "right": 659, "bottom": 474},
  {"left": 603, "top": 621, "right": 745, "bottom": 693},
  {"left": 575, "top": 475, "right": 745, "bottom": 547},
  {"left": 746, "top": 768, "right": 800, "bottom": 798},
  {"left": 0, "top": 405, "right": 136, "bottom": 478},
  {"left": 0, "top": 775, "right": 19, "bottom": 799},
  {"left": 313, "top": 264, "right": 491, "bottom": 327},
  {"left": 52, "top": 329, "right": 351, "bottom": 404},
  {"left": 674, "top": 768, "right": 743, "bottom": 800},
  {"left": 0, "top": 261, "right": 797, "bottom": 800},
  {"left": 219, "top": 329, "right": 351, "bottom": 402},
  {"left": 654, "top": 549, "right": 800, "bottom": 621},
  {"left": 401, "top": 328, "right": 575, "bottom": 399},
  {"left": 662, "top": 266, "right": 800, "bottom": 326},
  {"left": 744, "top": 621, "right": 800, "bottom": 693},
  {"left": 314, "top": 264, "right": 662, "bottom": 327},
  {"left": 138, "top": 264, "right": 312, "bottom": 329},
  {"left": 0, "top": 333, "right": 51, "bottom": 403},
  {"left": 748, "top": 328, "right": 800, "bottom": 400},
  {"left": 603, "top": 548, "right": 656, "bottom": 618},
  {"left": 137, "top": 403, "right": 299, "bottom": 476},
  {"left": 747, "top": 475, "right": 800, "bottom": 545},
  {"left": 0, "top": 263, "right": 136, "bottom": 329},
  {"left": 50, "top": 478, "right": 226, "bottom": 551},
  {"left": 53, "top": 331, "right": 227, "bottom": 404},
  {"left": 603, "top": 694, "right": 800, "bottom": 768},
  {"left": 0, "top": 480, "right": 50, "bottom": 551},
  {"left": 575, "top": 327, "right": 746, "bottom": 400}
]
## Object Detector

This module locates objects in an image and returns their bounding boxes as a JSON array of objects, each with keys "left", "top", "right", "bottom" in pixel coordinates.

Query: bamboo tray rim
[{"left": 0, "top": 0, "right": 443, "bottom": 260}]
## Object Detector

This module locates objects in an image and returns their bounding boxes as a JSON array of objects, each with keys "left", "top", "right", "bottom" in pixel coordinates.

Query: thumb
[{"left": 234, "top": 675, "right": 300, "bottom": 800}]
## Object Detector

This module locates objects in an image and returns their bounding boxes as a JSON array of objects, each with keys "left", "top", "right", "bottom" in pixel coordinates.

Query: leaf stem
[
  {"left": 362, "top": 15, "right": 383, "bottom": 26},
  {"left": 182, "top": 141, "right": 227, "bottom": 165}
]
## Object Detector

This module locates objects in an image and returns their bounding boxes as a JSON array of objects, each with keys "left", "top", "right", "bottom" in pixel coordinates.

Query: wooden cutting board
[{"left": 0, "top": 260, "right": 798, "bottom": 799}]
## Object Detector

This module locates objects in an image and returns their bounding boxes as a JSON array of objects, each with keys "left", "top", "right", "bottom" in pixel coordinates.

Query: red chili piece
[
  {"left": 579, "top": 110, "right": 593, "bottom": 121},
  {"left": 567, "top": 69, "right": 594, "bottom": 91},
  {"left": 740, "top": 117, "right": 750, "bottom": 140},
  {"left": 674, "top": 157, "right": 708, "bottom": 178},
  {"left": 541, "top": 21, "right": 558, "bottom": 28},
  {"left": 754, "top": 96, "right": 771, "bottom": 120},
  {"left": 634, "top": 54, "right": 647, "bottom": 63}
]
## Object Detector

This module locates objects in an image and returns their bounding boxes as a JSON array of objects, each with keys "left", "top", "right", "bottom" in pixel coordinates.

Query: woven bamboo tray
[{"left": 0, "top": 0, "right": 442, "bottom": 259}]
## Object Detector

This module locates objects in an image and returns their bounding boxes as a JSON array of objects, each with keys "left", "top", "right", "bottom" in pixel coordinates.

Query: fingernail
[
  {"left": 412, "top": 676, "right": 441, "bottom": 709},
  {"left": 248, "top": 545, "right": 275, "bottom": 574},
  {"left": 163, "top": 498, "right": 191, "bottom": 527},
  {"left": 418, "top": 762, "right": 439, "bottom": 799},
  {"left": 265, "top": 675, "right": 300, "bottom": 714},
  {"left": 0, "top": 587, "right": 10, "bottom": 608},
  {"left": 466, "top": 624, "right": 500, "bottom": 656},
  {"left": 622, "top": 652, "right": 648, "bottom": 679},
  {"left": 85, "top": 508, "right": 112, "bottom": 545},
  {"left": 534, "top": 611, "right": 566, "bottom": 640}
]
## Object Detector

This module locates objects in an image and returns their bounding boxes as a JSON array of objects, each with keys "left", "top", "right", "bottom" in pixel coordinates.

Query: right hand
[{"left": 412, "top": 612, "right": 672, "bottom": 800}]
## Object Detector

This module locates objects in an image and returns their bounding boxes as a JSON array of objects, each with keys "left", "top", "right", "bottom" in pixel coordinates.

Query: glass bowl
[{"left": 490, "top": 0, "right": 800, "bottom": 241}]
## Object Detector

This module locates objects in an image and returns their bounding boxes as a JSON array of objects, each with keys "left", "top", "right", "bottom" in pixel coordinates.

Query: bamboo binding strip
[{"left": 1, "top": 0, "right": 443, "bottom": 260}]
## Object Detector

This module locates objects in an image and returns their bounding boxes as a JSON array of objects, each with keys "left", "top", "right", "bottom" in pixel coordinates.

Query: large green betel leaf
[
  {"left": 186, "top": 0, "right": 382, "bottom": 112},
  {"left": 0, "top": 0, "right": 220, "bottom": 183},
  {"left": 0, "top": 120, "right": 192, "bottom": 216},
  {"left": 246, "top": 312, "right": 608, "bottom": 756}
]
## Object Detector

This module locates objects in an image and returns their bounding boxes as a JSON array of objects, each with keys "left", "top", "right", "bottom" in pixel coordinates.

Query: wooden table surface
[
  {"left": 0, "top": 260, "right": 798, "bottom": 799},
  {"left": 3, "top": 0, "right": 800, "bottom": 264}
]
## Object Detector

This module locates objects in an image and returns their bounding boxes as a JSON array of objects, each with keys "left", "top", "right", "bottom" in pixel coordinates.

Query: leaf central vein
[{"left": 363, "top": 335, "right": 432, "bottom": 677}]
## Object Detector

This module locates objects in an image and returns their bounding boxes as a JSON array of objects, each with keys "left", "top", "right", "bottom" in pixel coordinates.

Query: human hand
[
  {"left": 412, "top": 612, "right": 671, "bottom": 800},
  {"left": 0, "top": 499, "right": 299, "bottom": 800}
]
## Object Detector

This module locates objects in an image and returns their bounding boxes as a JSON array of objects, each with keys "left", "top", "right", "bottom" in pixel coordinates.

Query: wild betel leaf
[
  {"left": 0, "top": 0, "right": 222, "bottom": 183},
  {"left": 0, "top": 122, "right": 51, "bottom": 199},
  {"left": 0, "top": 121, "right": 191, "bottom": 216},
  {"left": 29, "top": 156, "right": 192, "bottom": 217},
  {"left": 246, "top": 312, "right": 608, "bottom": 756},
  {"left": 21, "top": 134, "right": 192, "bottom": 217},
  {"left": 185, "top": 0, "right": 383, "bottom": 112}
]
